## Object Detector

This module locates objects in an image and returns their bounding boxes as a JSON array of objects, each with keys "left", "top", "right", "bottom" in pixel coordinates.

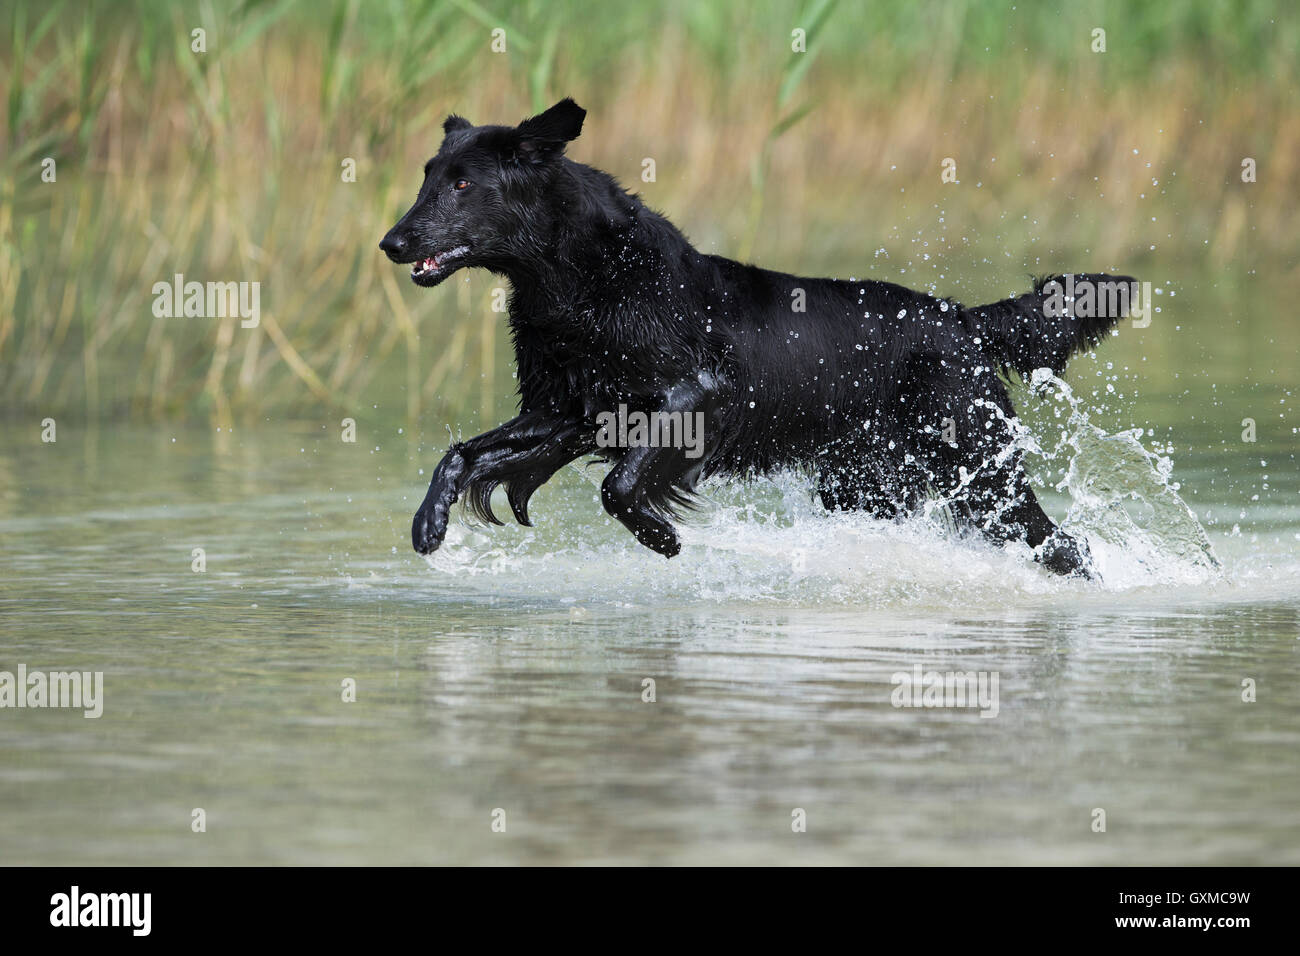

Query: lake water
[{"left": 2, "top": 334, "right": 1299, "bottom": 864}]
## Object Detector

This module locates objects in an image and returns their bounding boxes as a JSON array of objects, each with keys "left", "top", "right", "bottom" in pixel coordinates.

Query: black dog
[{"left": 380, "top": 98, "right": 1133, "bottom": 576}]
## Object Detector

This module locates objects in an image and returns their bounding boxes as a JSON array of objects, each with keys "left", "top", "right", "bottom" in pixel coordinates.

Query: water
[{"left": 1, "top": 376, "right": 1298, "bottom": 864}]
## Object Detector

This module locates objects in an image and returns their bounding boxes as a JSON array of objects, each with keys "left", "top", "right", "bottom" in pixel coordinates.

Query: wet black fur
[{"left": 380, "top": 98, "right": 1133, "bottom": 576}]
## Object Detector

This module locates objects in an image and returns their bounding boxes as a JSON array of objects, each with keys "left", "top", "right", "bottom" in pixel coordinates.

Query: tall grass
[{"left": 1, "top": 0, "right": 1297, "bottom": 427}]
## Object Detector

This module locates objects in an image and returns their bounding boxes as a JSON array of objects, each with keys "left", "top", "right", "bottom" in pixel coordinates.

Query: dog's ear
[
  {"left": 443, "top": 114, "right": 472, "bottom": 136},
  {"left": 514, "top": 97, "right": 585, "bottom": 162}
]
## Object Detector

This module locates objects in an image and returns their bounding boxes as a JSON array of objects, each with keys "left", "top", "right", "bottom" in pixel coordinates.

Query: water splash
[
  {"left": 1026, "top": 369, "right": 1221, "bottom": 588},
  {"left": 418, "top": 371, "right": 1225, "bottom": 606}
]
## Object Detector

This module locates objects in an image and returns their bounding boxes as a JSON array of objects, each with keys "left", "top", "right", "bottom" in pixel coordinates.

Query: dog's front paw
[
  {"left": 412, "top": 502, "right": 450, "bottom": 555},
  {"left": 412, "top": 448, "right": 468, "bottom": 555},
  {"left": 634, "top": 520, "right": 681, "bottom": 558}
]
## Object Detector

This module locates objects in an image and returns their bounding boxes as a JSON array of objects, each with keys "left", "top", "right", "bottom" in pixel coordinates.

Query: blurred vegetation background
[{"left": 1, "top": 0, "right": 1296, "bottom": 431}]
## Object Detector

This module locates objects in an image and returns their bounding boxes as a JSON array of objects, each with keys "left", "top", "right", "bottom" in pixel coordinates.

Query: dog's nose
[{"left": 379, "top": 232, "right": 409, "bottom": 260}]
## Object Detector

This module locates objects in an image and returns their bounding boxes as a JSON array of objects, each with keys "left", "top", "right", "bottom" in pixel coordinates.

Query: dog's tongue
[{"left": 422, "top": 257, "right": 437, "bottom": 270}]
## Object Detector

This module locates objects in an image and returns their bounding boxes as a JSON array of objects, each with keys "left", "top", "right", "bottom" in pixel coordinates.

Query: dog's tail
[{"left": 962, "top": 273, "right": 1138, "bottom": 378}]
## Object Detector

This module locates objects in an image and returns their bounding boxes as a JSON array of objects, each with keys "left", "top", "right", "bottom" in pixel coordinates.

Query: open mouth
[{"left": 410, "top": 245, "right": 470, "bottom": 283}]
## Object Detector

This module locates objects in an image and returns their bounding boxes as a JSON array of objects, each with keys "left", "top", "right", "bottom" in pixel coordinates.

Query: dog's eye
[{"left": 453, "top": 178, "right": 471, "bottom": 191}]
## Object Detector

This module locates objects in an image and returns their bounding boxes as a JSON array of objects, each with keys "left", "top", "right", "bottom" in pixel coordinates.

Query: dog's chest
[{"left": 516, "top": 299, "right": 692, "bottom": 395}]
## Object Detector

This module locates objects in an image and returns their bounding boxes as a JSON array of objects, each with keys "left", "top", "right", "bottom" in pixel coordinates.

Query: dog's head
[{"left": 379, "top": 97, "right": 586, "bottom": 286}]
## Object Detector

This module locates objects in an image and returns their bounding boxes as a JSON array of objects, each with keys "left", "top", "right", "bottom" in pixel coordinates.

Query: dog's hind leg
[
  {"left": 935, "top": 390, "right": 1097, "bottom": 574},
  {"left": 953, "top": 456, "right": 1092, "bottom": 577},
  {"left": 412, "top": 414, "right": 594, "bottom": 554},
  {"left": 911, "top": 365, "right": 1092, "bottom": 577}
]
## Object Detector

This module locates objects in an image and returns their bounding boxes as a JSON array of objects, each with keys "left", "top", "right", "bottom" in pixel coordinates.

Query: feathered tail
[{"left": 962, "top": 273, "right": 1138, "bottom": 377}]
